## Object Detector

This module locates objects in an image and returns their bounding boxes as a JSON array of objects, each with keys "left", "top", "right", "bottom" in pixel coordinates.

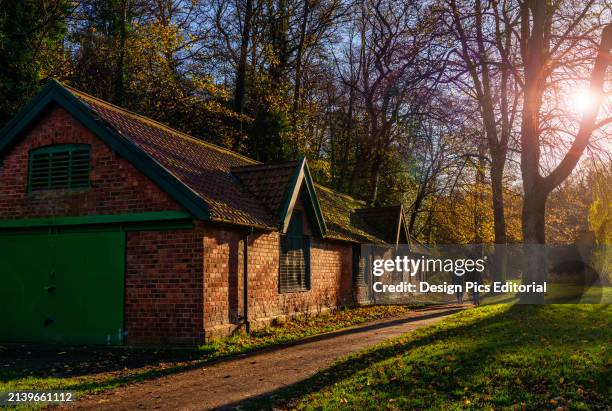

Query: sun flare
[{"left": 569, "top": 89, "right": 598, "bottom": 114}]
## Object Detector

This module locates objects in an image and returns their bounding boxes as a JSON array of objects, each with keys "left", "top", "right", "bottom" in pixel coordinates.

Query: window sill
[
  {"left": 27, "top": 188, "right": 91, "bottom": 198},
  {"left": 279, "top": 288, "right": 310, "bottom": 294}
]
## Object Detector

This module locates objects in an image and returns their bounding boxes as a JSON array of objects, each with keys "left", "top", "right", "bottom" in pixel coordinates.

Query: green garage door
[{"left": 0, "top": 230, "right": 125, "bottom": 345}]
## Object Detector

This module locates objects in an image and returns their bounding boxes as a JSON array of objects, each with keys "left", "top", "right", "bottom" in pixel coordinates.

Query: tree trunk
[
  {"left": 490, "top": 159, "right": 507, "bottom": 284},
  {"left": 233, "top": 0, "right": 253, "bottom": 116},
  {"left": 348, "top": 146, "right": 367, "bottom": 196},
  {"left": 449, "top": 0, "right": 511, "bottom": 283},
  {"left": 519, "top": 0, "right": 547, "bottom": 302},
  {"left": 367, "top": 141, "right": 385, "bottom": 205},
  {"left": 409, "top": 166, "right": 431, "bottom": 235},
  {"left": 520, "top": 187, "right": 547, "bottom": 303},
  {"left": 408, "top": 194, "right": 423, "bottom": 235},
  {"left": 291, "top": 0, "right": 310, "bottom": 156},
  {"left": 368, "top": 154, "right": 382, "bottom": 205},
  {"left": 270, "top": 0, "right": 288, "bottom": 86},
  {"left": 113, "top": 0, "right": 129, "bottom": 106}
]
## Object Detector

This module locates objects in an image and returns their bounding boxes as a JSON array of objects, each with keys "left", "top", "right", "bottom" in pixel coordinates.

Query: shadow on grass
[{"left": 232, "top": 305, "right": 610, "bottom": 411}]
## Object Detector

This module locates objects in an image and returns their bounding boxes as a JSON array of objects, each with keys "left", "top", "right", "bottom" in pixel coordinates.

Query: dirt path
[{"left": 67, "top": 306, "right": 464, "bottom": 410}]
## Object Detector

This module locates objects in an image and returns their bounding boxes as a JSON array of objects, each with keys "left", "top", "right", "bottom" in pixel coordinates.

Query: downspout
[{"left": 243, "top": 228, "right": 253, "bottom": 333}]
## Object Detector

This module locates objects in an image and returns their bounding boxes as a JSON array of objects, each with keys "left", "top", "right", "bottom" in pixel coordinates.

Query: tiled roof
[
  {"left": 356, "top": 206, "right": 406, "bottom": 244},
  {"left": 64, "top": 84, "right": 393, "bottom": 243},
  {"left": 356, "top": 206, "right": 430, "bottom": 252},
  {"left": 68, "top": 87, "right": 276, "bottom": 228},
  {"left": 231, "top": 161, "right": 299, "bottom": 217},
  {"left": 315, "top": 185, "right": 386, "bottom": 244}
]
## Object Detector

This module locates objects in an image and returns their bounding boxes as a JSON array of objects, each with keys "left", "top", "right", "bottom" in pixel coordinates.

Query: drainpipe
[{"left": 243, "top": 228, "right": 253, "bottom": 333}]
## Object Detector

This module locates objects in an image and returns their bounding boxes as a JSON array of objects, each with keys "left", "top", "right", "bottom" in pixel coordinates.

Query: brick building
[{"left": 0, "top": 81, "right": 416, "bottom": 346}]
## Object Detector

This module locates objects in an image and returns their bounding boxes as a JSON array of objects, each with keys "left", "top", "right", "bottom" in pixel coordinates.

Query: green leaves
[{"left": 0, "top": 0, "right": 69, "bottom": 126}]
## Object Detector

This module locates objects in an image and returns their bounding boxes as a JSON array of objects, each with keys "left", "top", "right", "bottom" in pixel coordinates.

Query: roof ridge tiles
[
  {"left": 356, "top": 205, "right": 403, "bottom": 211},
  {"left": 314, "top": 183, "right": 367, "bottom": 206},
  {"left": 231, "top": 160, "right": 300, "bottom": 173}
]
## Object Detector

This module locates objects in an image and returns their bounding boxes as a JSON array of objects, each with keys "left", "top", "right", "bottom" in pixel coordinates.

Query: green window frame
[
  {"left": 28, "top": 144, "right": 91, "bottom": 192},
  {"left": 279, "top": 210, "right": 311, "bottom": 293}
]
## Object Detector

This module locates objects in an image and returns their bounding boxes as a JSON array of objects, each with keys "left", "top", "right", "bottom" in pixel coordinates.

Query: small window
[
  {"left": 279, "top": 210, "right": 311, "bottom": 292},
  {"left": 28, "top": 144, "right": 91, "bottom": 192},
  {"left": 352, "top": 244, "right": 365, "bottom": 285}
]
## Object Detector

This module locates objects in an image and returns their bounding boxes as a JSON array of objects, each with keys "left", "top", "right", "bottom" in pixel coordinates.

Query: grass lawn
[
  {"left": 0, "top": 304, "right": 420, "bottom": 402},
  {"left": 480, "top": 284, "right": 612, "bottom": 305},
  {"left": 250, "top": 304, "right": 611, "bottom": 410}
]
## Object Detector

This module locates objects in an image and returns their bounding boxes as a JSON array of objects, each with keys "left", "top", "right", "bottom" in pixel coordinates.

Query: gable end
[{"left": 0, "top": 81, "right": 208, "bottom": 220}]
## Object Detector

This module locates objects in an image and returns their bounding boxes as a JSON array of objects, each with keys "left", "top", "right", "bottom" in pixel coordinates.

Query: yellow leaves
[
  {"left": 309, "top": 159, "right": 331, "bottom": 182},
  {"left": 117, "top": 18, "right": 247, "bottom": 146},
  {"left": 262, "top": 43, "right": 281, "bottom": 68},
  {"left": 559, "top": 377, "right": 564, "bottom": 384},
  {"left": 126, "top": 21, "right": 186, "bottom": 76},
  {"left": 429, "top": 178, "right": 523, "bottom": 243},
  {"left": 589, "top": 168, "right": 612, "bottom": 243}
]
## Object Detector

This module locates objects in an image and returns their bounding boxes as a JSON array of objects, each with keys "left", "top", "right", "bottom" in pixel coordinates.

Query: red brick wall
[
  {"left": 203, "top": 227, "right": 245, "bottom": 331},
  {"left": 203, "top": 227, "right": 354, "bottom": 339},
  {"left": 202, "top": 191, "right": 354, "bottom": 339},
  {"left": 125, "top": 224, "right": 205, "bottom": 345},
  {"left": 0, "top": 105, "right": 181, "bottom": 219},
  {"left": 0, "top": 105, "right": 206, "bottom": 345}
]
